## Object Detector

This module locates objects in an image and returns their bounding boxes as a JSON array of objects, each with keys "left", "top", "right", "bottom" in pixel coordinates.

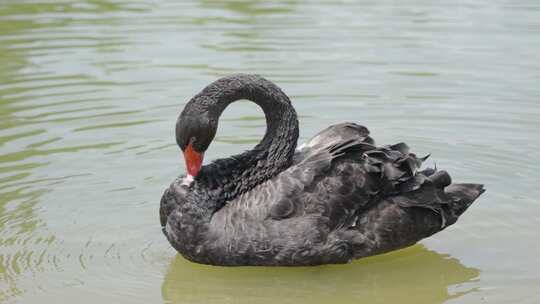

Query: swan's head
[{"left": 175, "top": 101, "right": 218, "bottom": 178}]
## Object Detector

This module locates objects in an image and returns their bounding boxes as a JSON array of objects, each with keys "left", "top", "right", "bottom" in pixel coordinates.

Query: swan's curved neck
[{"left": 186, "top": 74, "right": 299, "bottom": 214}]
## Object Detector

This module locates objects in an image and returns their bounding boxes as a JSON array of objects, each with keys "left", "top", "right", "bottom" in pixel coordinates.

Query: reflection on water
[
  {"left": 162, "top": 245, "right": 479, "bottom": 304},
  {"left": 1, "top": 0, "right": 540, "bottom": 303}
]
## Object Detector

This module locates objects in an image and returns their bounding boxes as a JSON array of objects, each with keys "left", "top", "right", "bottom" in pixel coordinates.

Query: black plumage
[{"left": 160, "top": 74, "right": 485, "bottom": 266}]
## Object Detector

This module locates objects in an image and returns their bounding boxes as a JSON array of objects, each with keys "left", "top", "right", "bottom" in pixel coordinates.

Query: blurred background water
[{"left": 1, "top": 0, "right": 540, "bottom": 303}]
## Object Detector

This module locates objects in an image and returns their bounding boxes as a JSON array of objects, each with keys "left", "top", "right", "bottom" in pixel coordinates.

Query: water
[{"left": 1, "top": 0, "right": 539, "bottom": 303}]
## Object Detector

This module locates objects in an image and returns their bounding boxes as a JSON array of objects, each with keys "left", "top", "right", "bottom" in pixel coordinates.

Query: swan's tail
[
  {"left": 349, "top": 177, "right": 485, "bottom": 259},
  {"left": 444, "top": 183, "right": 485, "bottom": 221}
]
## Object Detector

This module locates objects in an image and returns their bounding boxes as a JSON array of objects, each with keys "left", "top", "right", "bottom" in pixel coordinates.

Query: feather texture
[{"left": 162, "top": 122, "right": 484, "bottom": 266}]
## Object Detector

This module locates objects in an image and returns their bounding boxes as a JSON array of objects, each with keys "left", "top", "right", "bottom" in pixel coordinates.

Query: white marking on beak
[{"left": 181, "top": 174, "right": 194, "bottom": 186}]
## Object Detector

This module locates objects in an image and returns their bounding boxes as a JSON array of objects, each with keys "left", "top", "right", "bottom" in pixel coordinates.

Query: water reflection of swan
[{"left": 161, "top": 244, "right": 479, "bottom": 304}]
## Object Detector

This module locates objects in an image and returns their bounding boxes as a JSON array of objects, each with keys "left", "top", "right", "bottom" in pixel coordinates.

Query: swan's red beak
[{"left": 184, "top": 143, "right": 204, "bottom": 177}]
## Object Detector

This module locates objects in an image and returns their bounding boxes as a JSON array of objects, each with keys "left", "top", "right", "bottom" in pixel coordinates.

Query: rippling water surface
[{"left": 1, "top": 0, "right": 540, "bottom": 303}]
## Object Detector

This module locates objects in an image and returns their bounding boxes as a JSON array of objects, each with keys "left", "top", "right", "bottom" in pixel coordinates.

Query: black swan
[{"left": 160, "top": 74, "right": 484, "bottom": 266}]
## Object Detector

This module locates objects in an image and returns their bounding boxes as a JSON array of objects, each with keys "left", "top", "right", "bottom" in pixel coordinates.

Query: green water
[{"left": 1, "top": 0, "right": 540, "bottom": 303}]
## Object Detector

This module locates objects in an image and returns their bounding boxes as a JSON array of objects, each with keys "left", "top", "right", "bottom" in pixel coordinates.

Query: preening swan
[{"left": 160, "top": 74, "right": 484, "bottom": 266}]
